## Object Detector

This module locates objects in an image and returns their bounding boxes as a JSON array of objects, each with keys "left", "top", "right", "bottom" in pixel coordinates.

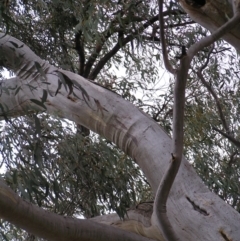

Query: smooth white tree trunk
[
  {"left": 1, "top": 2, "right": 240, "bottom": 240},
  {"left": 0, "top": 29, "right": 240, "bottom": 241},
  {"left": 180, "top": 0, "right": 240, "bottom": 50}
]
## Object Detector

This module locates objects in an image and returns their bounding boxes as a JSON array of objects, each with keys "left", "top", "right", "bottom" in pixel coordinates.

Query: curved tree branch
[
  {"left": 188, "top": 7, "right": 240, "bottom": 60},
  {"left": 84, "top": 9, "right": 186, "bottom": 80},
  {"left": 1, "top": 33, "right": 240, "bottom": 241},
  {"left": 158, "top": 0, "right": 175, "bottom": 74},
  {"left": 153, "top": 2, "right": 240, "bottom": 241},
  {"left": 88, "top": 14, "right": 161, "bottom": 80},
  {"left": 89, "top": 34, "right": 132, "bottom": 80},
  {"left": 83, "top": 37, "right": 105, "bottom": 79},
  {"left": 197, "top": 45, "right": 240, "bottom": 149},
  {"left": 0, "top": 179, "right": 155, "bottom": 241},
  {"left": 197, "top": 45, "right": 230, "bottom": 134},
  {"left": 154, "top": 54, "right": 190, "bottom": 241}
]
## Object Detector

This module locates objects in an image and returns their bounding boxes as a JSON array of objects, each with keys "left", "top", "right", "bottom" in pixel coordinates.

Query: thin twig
[
  {"left": 213, "top": 126, "right": 240, "bottom": 149},
  {"left": 197, "top": 45, "right": 230, "bottom": 134},
  {"left": 86, "top": 9, "right": 185, "bottom": 79},
  {"left": 88, "top": 13, "right": 162, "bottom": 80},
  {"left": 197, "top": 45, "right": 240, "bottom": 150},
  {"left": 75, "top": 31, "right": 85, "bottom": 76},
  {"left": 158, "top": 0, "right": 175, "bottom": 74},
  {"left": 228, "top": 150, "right": 238, "bottom": 167}
]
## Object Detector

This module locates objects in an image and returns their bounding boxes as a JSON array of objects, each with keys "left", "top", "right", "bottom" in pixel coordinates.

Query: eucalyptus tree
[{"left": 0, "top": 0, "right": 240, "bottom": 241}]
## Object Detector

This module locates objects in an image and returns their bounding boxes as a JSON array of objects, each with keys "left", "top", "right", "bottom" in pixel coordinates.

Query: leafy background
[{"left": 0, "top": 0, "right": 240, "bottom": 240}]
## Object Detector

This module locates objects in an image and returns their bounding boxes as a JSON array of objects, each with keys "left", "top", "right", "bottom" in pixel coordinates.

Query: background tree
[{"left": 0, "top": 0, "right": 240, "bottom": 240}]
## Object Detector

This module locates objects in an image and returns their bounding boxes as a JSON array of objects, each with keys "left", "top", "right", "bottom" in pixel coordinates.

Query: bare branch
[
  {"left": 197, "top": 45, "right": 230, "bottom": 134},
  {"left": 198, "top": 44, "right": 214, "bottom": 71},
  {"left": 75, "top": 31, "right": 85, "bottom": 76},
  {"left": 167, "top": 20, "right": 195, "bottom": 28},
  {"left": 82, "top": 13, "right": 124, "bottom": 79},
  {"left": 197, "top": 46, "right": 240, "bottom": 149},
  {"left": 188, "top": 9, "right": 240, "bottom": 60},
  {"left": 84, "top": 9, "right": 186, "bottom": 80},
  {"left": 76, "top": 5, "right": 127, "bottom": 79},
  {"left": 231, "top": 0, "right": 240, "bottom": 14},
  {"left": 1, "top": 31, "right": 240, "bottom": 240},
  {"left": 151, "top": 2, "right": 240, "bottom": 238},
  {"left": 154, "top": 55, "right": 190, "bottom": 241},
  {"left": 139, "top": 35, "right": 185, "bottom": 47},
  {"left": 59, "top": 30, "right": 76, "bottom": 73},
  {"left": 158, "top": 0, "right": 175, "bottom": 74},
  {"left": 212, "top": 126, "right": 240, "bottom": 149},
  {"left": 88, "top": 14, "right": 162, "bottom": 80},
  {"left": 85, "top": 8, "right": 185, "bottom": 80},
  {"left": 0, "top": 179, "right": 155, "bottom": 241},
  {"left": 88, "top": 34, "right": 131, "bottom": 80}
]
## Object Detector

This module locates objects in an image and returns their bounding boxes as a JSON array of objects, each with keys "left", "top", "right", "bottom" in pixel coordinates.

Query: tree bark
[
  {"left": 180, "top": 0, "right": 240, "bottom": 50},
  {"left": 0, "top": 32, "right": 240, "bottom": 241},
  {"left": 0, "top": 179, "right": 155, "bottom": 241}
]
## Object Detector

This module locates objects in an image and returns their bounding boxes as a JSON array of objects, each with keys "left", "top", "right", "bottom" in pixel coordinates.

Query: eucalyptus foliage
[{"left": 0, "top": 0, "right": 240, "bottom": 240}]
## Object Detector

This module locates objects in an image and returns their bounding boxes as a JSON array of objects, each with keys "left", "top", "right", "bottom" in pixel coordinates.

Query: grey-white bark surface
[
  {"left": 180, "top": 0, "right": 240, "bottom": 51},
  {"left": 0, "top": 179, "right": 156, "bottom": 241},
  {"left": 0, "top": 32, "right": 240, "bottom": 241},
  {"left": 2, "top": 2, "right": 240, "bottom": 238}
]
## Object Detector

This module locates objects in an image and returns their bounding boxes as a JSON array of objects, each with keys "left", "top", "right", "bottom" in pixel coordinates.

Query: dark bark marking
[
  {"left": 186, "top": 196, "right": 209, "bottom": 216},
  {"left": 185, "top": 0, "right": 206, "bottom": 8},
  {"left": 219, "top": 229, "right": 232, "bottom": 241}
]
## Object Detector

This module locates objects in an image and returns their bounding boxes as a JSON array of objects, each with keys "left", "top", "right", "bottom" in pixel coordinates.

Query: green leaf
[
  {"left": 57, "top": 71, "right": 73, "bottom": 95},
  {"left": 71, "top": 79, "right": 90, "bottom": 101},
  {"left": 55, "top": 78, "right": 62, "bottom": 96},
  {"left": 41, "top": 89, "right": 48, "bottom": 103},
  {"left": 35, "top": 61, "right": 47, "bottom": 81},
  {"left": 30, "top": 99, "right": 47, "bottom": 109}
]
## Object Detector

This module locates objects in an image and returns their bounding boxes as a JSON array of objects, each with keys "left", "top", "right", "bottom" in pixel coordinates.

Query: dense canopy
[{"left": 0, "top": 0, "right": 240, "bottom": 241}]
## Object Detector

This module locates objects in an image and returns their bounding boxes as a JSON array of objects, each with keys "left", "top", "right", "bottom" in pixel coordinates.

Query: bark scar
[
  {"left": 219, "top": 228, "right": 232, "bottom": 241},
  {"left": 186, "top": 196, "right": 209, "bottom": 216}
]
